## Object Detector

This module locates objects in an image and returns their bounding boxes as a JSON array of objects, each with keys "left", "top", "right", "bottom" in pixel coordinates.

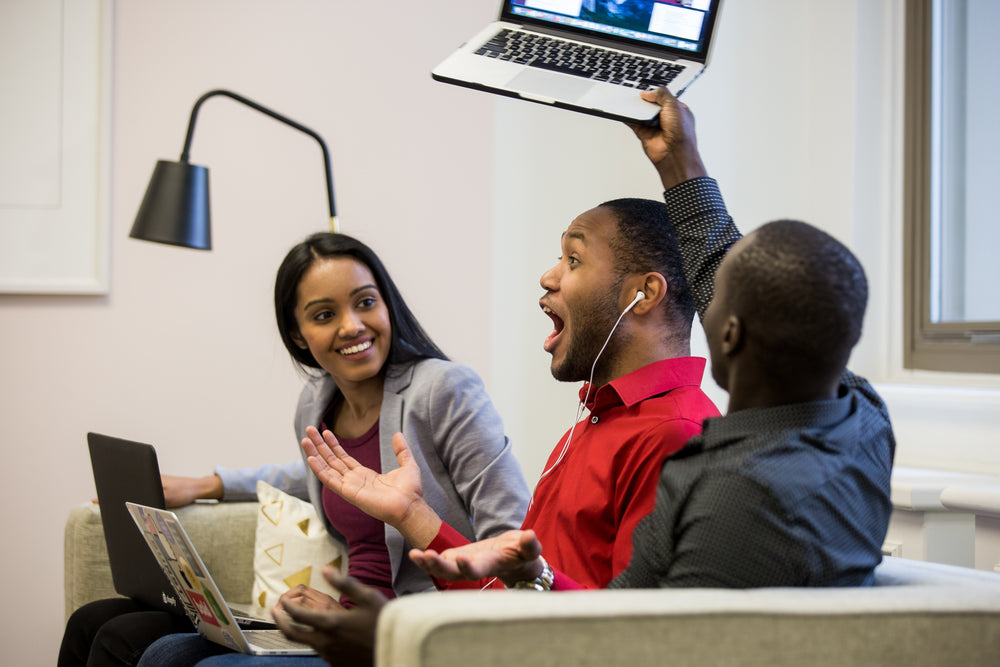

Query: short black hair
[
  {"left": 728, "top": 220, "right": 867, "bottom": 378},
  {"left": 274, "top": 232, "right": 448, "bottom": 372},
  {"left": 599, "top": 198, "right": 696, "bottom": 338}
]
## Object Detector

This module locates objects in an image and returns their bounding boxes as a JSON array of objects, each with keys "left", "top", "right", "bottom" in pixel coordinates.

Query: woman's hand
[
  {"left": 276, "top": 585, "right": 341, "bottom": 613},
  {"left": 301, "top": 426, "right": 442, "bottom": 547},
  {"left": 160, "top": 474, "right": 223, "bottom": 508}
]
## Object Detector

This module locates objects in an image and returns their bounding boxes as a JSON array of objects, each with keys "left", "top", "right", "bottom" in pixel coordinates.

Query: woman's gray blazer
[{"left": 215, "top": 358, "right": 530, "bottom": 596}]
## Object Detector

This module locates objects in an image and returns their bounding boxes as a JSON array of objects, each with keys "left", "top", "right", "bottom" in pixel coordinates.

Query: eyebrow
[{"left": 301, "top": 283, "right": 379, "bottom": 311}]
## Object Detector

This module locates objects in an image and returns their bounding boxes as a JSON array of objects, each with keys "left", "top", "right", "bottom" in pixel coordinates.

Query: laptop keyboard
[
  {"left": 243, "top": 630, "right": 313, "bottom": 651},
  {"left": 475, "top": 29, "right": 683, "bottom": 90}
]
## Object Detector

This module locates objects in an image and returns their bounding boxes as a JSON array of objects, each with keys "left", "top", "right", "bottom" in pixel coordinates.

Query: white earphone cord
[{"left": 535, "top": 293, "right": 641, "bottom": 487}]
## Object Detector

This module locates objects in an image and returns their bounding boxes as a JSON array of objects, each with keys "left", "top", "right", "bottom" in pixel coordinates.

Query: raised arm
[
  {"left": 633, "top": 87, "right": 739, "bottom": 319},
  {"left": 637, "top": 87, "right": 873, "bottom": 396}
]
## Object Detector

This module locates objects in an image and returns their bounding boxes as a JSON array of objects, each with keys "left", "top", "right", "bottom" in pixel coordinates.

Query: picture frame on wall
[{"left": 0, "top": 0, "right": 112, "bottom": 295}]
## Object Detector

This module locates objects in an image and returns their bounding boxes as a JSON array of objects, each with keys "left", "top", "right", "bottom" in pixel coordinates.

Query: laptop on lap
[
  {"left": 87, "top": 432, "right": 274, "bottom": 629},
  {"left": 432, "top": 0, "right": 724, "bottom": 124},
  {"left": 127, "top": 502, "right": 315, "bottom": 656}
]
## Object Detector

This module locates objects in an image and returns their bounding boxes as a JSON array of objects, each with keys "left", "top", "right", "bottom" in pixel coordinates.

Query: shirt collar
[
  {"left": 698, "top": 390, "right": 855, "bottom": 449},
  {"left": 580, "top": 357, "right": 707, "bottom": 412}
]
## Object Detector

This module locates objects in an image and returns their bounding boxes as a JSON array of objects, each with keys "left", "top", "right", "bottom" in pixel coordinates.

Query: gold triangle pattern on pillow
[
  {"left": 261, "top": 499, "right": 283, "bottom": 527},
  {"left": 283, "top": 565, "right": 313, "bottom": 590},
  {"left": 264, "top": 543, "right": 284, "bottom": 567}
]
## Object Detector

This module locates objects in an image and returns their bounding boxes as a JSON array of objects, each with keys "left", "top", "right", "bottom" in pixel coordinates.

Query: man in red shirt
[{"left": 301, "top": 197, "right": 720, "bottom": 591}]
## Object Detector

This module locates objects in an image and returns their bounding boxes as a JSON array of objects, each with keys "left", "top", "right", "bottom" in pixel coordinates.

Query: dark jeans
[
  {"left": 58, "top": 598, "right": 193, "bottom": 667},
  {"left": 137, "top": 633, "right": 327, "bottom": 666}
]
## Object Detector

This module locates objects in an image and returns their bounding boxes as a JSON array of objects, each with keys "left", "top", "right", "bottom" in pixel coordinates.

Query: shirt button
[{"left": 590, "top": 416, "right": 599, "bottom": 424}]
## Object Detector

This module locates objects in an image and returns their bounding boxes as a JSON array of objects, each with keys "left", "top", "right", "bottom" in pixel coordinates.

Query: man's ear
[
  {"left": 720, "top": 315, "right": 744, "bottom": 357},
  {"left": 629, "top": 272, "right": 668, "bottom": 316}
]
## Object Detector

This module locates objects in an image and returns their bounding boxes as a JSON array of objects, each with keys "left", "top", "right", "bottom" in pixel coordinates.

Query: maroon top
[{"left": 320, "top": 416, "right": 396, "bottom": 605}]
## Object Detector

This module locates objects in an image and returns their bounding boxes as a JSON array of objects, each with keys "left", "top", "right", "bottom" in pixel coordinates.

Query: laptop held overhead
[
  {"left": 127, "top": 502, "right": 315, "bottom": 656},
  {"left": 432, "top": 0, "right": 724, "bottom": 124}
]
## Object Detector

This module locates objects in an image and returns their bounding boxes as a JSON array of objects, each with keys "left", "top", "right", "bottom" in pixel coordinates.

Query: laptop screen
[{"left": 501, "top": 0, "right": 721, "bottom": 59}]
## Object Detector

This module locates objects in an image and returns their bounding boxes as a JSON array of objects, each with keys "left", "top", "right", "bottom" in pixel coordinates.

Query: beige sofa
[
  {"left": 64, "top": 501, "right": 259, "bottom": 621},
  {"left": 67, "top": 501, "right": 1000, "bottom": 666}
]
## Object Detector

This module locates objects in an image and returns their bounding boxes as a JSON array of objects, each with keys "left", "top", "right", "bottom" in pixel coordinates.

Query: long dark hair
[{"left": 274, "top": 232, "right": 448, "bottom": 371}]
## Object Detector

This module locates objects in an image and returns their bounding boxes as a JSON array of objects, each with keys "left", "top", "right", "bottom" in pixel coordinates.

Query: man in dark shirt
[
  {"left": 408, "top": 87, "right": 895, "bottom": 591},
  {"left": 609, "top": 88, "right": 895, "bottom": 589}
]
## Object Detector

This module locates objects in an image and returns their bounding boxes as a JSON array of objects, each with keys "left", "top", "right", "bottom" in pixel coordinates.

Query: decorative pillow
[{"left": 250, "top": 480, "right": 348, "bottom": 618}]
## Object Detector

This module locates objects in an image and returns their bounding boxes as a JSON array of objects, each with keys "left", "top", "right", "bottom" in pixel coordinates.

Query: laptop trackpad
[{"left": 507, "top": 69, "right": 593, "bottom": 103}]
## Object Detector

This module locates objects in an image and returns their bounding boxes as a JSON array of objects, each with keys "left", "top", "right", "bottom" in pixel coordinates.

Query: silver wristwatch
[{"left": 509, "top": 556, "right": 554, "bottom": 591}]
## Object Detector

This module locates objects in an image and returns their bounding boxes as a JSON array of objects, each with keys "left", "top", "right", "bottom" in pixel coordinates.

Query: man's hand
[
  {"left": 409, "top": 529, "right": 544, "bottom": 587},
  {"left": 630, "top": 87, "right": 707, "bottom": 190},
  {"left": 276, "top": 585, "right": 340, "bottom": 613},
  {"left": 274, "top": 567, "right": 387, "bottom": 667},
  {"left": 301, "top": 426, "right": 442, "bottom": 548},
  {"left": 160, "top": 474, "right": 223, "bottom": 508}
]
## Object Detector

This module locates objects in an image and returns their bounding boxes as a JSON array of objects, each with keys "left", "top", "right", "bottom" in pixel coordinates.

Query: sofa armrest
[
  {"left": 63, "top": 503, "right": 117, "bottom": 621},
  {"left": 376, "top": 564, "right": 1000, "bottom": 667},
  {"left": 64, "top": 501, "right": 259, "bottom": 621}
]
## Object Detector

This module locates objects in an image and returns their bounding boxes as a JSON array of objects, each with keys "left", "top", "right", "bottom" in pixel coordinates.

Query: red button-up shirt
[{"left": 429, "top": 356, "right": 720, "bottom": 589}]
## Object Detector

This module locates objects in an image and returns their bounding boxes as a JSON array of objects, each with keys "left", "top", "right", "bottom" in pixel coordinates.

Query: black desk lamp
[{"left": 129, "top": 89, "right": 338, "bottom": 249}]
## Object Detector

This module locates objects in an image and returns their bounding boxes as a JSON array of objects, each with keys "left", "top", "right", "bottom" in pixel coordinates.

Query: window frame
[{"left": 903, "top": 0, "right": 1000, "bottom": 374}]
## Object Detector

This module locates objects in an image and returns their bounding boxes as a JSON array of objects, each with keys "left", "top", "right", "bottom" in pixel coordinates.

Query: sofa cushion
[{"left": 377, "top": 558, "right": 1000, "bottom": 667}]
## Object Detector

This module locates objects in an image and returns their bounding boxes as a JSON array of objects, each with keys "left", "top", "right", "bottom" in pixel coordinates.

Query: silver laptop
[
  {"left": 432, "top": 0, "right": 724, "bottom": 124},
  {"left": 127, "top": 502, "right": 316, "bottom": 656}
]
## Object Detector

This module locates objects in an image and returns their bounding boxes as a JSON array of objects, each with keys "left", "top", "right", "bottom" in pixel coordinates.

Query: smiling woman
[
  {"left": 285, "top": 257, "right": 394, "bottom": 430},
  {"left": 59, "top": 232, "right": 530, "bottom": 666}
]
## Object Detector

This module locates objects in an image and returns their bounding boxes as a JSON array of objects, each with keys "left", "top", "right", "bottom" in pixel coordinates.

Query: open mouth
[
  {"left": 541, "top": 305, "right": 565, "bottom": 353},
  {"left": 338, "top": 339, "right": 373, "bottom": 356}
]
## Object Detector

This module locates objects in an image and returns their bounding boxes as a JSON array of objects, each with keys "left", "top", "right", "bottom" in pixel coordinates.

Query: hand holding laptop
[{"left": 629, "top": 87, "right": 708, "bottom": 189}]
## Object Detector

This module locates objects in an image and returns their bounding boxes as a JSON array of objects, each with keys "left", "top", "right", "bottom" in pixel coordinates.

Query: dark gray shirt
[{"left": 610, "top": 178, "right": 895, "bottom": 589}]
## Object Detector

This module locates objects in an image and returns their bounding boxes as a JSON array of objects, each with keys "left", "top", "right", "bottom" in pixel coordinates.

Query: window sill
[{"left": 892, "top": 466, "right": 1000, "bottom": 513}]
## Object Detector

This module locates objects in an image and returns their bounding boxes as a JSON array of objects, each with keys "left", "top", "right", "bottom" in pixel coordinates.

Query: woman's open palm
[{"left": 302, "top": 426, "right": 424, "bottom": 525}]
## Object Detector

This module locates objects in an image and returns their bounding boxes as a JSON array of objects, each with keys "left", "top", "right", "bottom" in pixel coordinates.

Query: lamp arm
[{"left": 179, "top": 89, "right": 338, "bottom": 229}]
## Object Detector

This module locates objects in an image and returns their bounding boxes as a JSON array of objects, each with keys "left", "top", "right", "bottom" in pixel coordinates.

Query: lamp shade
[{"left": 130, "top": 160, "right": 212, "bottom": 250}]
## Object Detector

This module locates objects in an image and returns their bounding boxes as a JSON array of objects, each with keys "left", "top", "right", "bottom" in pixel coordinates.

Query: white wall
[
  {"left": 1, "top": 1, "right": 999, "bottom": 664},
  {"left": 0, "top": 1, "right": 499, "bottom": 661}
]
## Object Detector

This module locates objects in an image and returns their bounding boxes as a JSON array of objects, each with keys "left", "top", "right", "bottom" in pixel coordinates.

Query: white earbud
[{"left": 623, "top": 290, "right": 646, "bottom": 315}]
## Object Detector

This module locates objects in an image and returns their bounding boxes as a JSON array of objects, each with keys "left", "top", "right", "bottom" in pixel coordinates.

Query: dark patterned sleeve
[
  {"left": 662, "top": 178, "right": 886, "bottom": 412},
  {"left": 661, "top": 178, "right": 741, "bottom": 320}
]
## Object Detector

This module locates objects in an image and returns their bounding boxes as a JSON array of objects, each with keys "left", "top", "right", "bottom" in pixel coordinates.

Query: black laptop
[
  {"left": 87, "top": 432, "right": 273, "bottom": 628},
  {"left": 87, "top": 432, "right": 184, "bottom": 616}
]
